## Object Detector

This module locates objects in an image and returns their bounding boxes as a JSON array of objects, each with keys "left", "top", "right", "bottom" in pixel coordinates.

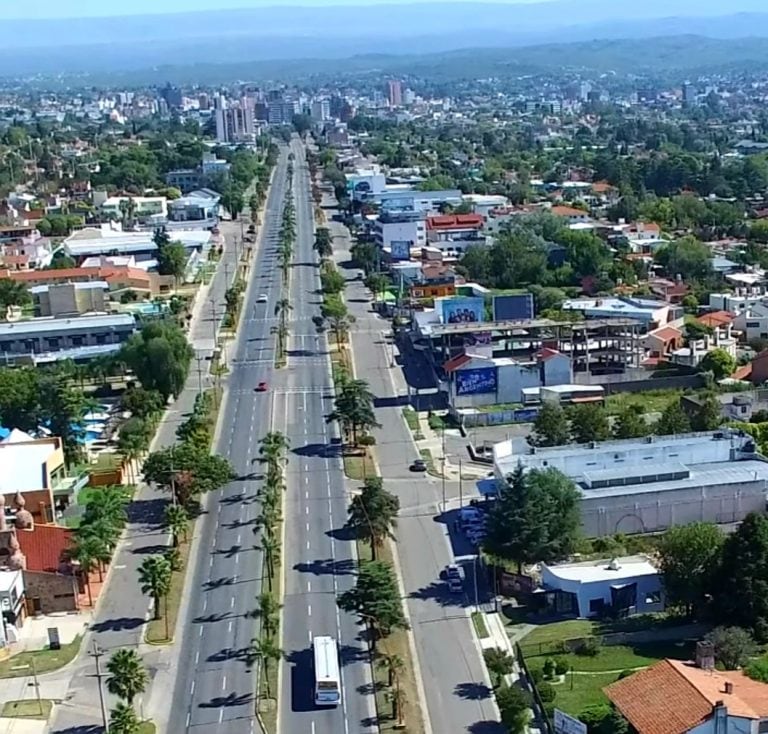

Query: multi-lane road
[{"left": 168, "top": 138, "right": 375, "bottom": 734}]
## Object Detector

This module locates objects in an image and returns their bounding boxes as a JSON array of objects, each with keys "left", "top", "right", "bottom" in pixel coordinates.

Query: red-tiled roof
[
  {"left": 426, "top": 214, "right": 484, "bottom": 230},
  {"left": 605, "top": 659, "right": 768, "bottom": 734},
  {"left": 16, "top": 524, "right": 73, "bottom": 573},
  {"left": 537, "top": 347, "right": 563, "bottom": 362},
  {"left": 444, "top": 353, "right": 473, "bottom": 372},
  {"left": 733, "top": 364, "right": 753, "bottom": 381},
  {"left": 4, "top": 265, "right": 150, "bottom": 285},
  {"left": 649, "top": 326, "right": 682, "bottom": 342},
  {"left": 551, "top": 205, "right": 588, "bottom": 217},
  {"left": 697, "top": 310, "right": 735, "bottom": 328}
]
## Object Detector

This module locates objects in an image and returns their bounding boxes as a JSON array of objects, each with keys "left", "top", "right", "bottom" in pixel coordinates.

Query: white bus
[{"left": 313, "top": 635, "right": 341, "bottom": 706}]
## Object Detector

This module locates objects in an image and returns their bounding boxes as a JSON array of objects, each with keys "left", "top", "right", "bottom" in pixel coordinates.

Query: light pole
[
  {"left": 90, "top": 641, "right": 109, "bottom": 732},
  {"left": 441, "top": 424, "right": 446, "bottom": 512},
  {"left": 9, "top": 659, "right": 42, "bottom": 716}
]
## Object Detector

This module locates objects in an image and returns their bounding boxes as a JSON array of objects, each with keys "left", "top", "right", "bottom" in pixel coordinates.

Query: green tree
[
  {"left": 495, "top": 685, "right": 531, "bottom": 734},
  {"left": 156, "top": 240, "right": 188, "bottom": 285},
  {"left": 690, "top": 394, "right": 723, "bottom": 431},
  {"left": 655, "top": 401, "right": 691, "bottom": 435},
  {"left": 164, "top": 504, "right": 189, "bottom": 546},
  {"left": 320, "top": 268, "right": 346, "bottom": 295},
  {"left": 0, "top": 279, "right": 31, "bottom": 310},
  {"left": 704, "top": 626, "right": 757, "bottom": 669},
  {"left": 483, "top": 647, "right": 514, "bottom": 689},
  {"left": 699, "top": 348, "right": 737, "bottom": 381},
  {"left": 654, "top": 236, "right": 713, "bottom": 282},
  {"left": 337, "top": 560, "right": 408, "bottom": 645},
  {"left": 613, "top": 404, "right": 648, "bottom": 439},
  {"left": 255, "top": 592, "right": 282, "bottom": 638},
  {"left": 569, "top": 403, "right": 610, "bottom": 444},
  {"left": 530, "top": 402, "right": 569, "bottom": 447},
  {"left": 658, "top": 522, "right": 724, "bottom": 618},
  {"left": 0, "top": 367, "right": 41, "bottom": 431},
  {"left": 347, "top": 476, "right": 400, "bottom": 560},
  {"left": 251, "top": 636, "right": 282, "bottom": 698},
  {"left": 121, "top": 386, "right": 164, "bottom": 419},
  {"left": 716, "top": 513, "right": 768, "bottom": 636},
  {"left": 483, "top": 467, "right": 581, "bottom": 573},
  {"left": 120, "top": 321, "right": 193, "bottom": 401},
  {"left": 313, "top": 227, "right": 333, "bottom": 258},
  {"left": 106, "top": 648, "right": 148, "bottom": 705},
  {"left": 329, "top": 378, "right": 380, "bottom": 445},
  {"left": 108, "top": 702, "right": 141, "bottom": 734},
  {"left": 137, "top": 555, "right": 172, "bottom": 622}
]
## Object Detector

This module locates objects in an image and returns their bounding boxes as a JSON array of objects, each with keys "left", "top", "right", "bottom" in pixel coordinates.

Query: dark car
[
  {"left": 409, "top": 459, "right": 427, "bottom": 472},
  {"left": 255, "top": 381, "right": 268, "bottom": 392}
]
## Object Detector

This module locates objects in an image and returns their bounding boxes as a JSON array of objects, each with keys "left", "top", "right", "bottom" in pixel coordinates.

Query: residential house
[
  {"left": 733, "top": 303, "right": 768, "bottom": 342},
  {"left": 3, "top": 264, "right": 155, "bottom": 298},
  {"left": 94, "top": 195, "right": 168, "bottom": 224},
  {"left": 550, "top": 205, "right": 590, "bottom": 224},
  {"left": 605, "top": 656, "right": 768, "bottom": 734},
  {"left": 31, "top": 282, "right": 109, "bottom": 318},
  {"left": 538, "top": 556, "right": 663, "bottom": 618},
  {"left": 425, "top": 214, "right": 486, "bottom": 256},
  {"left": 643, "top": 325, "right": 684, "bottom": 368},
  {"left": 648, "top": 277, "right": 689, "bottom": 304}
]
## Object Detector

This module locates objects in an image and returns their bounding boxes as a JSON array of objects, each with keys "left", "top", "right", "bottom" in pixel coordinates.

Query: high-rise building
[
  {"left": 388, "top": 80, "right": 403, "bottom": 108},
  {"left": 311, "top": 99, "right": 331, "bottom": 122},
  {"left": 215, "top": 98, "right": 257, "bottom": 143},
  {"left": 198, "top": 93, "right": 210, "bottom": 111},
  {"left": 160, "top": 83, "right": 183, "bottom": 109}
]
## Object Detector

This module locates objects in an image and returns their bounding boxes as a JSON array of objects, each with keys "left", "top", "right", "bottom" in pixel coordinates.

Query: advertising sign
[
  {"left": 554, "top": 710, "right": 587, "bottom": 734},
  {"left": 493, "top": 293, "right": 534, "bottom": 322},
  {"left": 456, "top": 367, "right": 497, "bottom": 396},
  {"left": 440, "top": 296, "right": 485, "bottom": 325},
  {"left": 390, "top": 240, "right": 411, "bottom": 260}
]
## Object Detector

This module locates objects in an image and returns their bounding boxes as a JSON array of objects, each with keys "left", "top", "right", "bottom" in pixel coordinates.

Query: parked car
[{"left": 409, "top": 459, "right": 427, "bottom": 472}]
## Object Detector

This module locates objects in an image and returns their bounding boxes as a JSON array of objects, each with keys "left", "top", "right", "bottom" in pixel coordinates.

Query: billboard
[
  {"left": 440, "top": 296, "right": 485, "bottom": 325},
  {"left": 390, "top": 240, "right": 411, "bottom": 260},
  {"left": 493, "top": 293, "right": 534, "bottom": 322},
  {"left": 554, "top": 710, "right": 587, "bottom": 734},
  {"left": 456, "top": 367, "right": 497, "bottom": 396}
]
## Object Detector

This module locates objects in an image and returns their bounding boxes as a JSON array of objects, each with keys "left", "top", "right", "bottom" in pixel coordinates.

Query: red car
[{"left": 255, "top": 381, "right": 268, "bottom": 392}]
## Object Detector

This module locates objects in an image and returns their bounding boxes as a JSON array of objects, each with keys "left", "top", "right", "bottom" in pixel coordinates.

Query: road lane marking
[
  {"left": 228, "top": 620, "right": 233, "bottom": 633},
  {"left": 306, "top": 540, "right": 310, "bottom": 549},
  {"left": 306, "top": 523, "right": 310, "bottom": 532},
  {"left": 305, "top": 506, "right": 309, "bottom": 514},
  {"left": 307, "top": 581, "right": 311, "bottom": 591},
  {"left": 186, "top": 712, "right": 190, "bottom": 728},
  {"left": 222, "top": 675, "right": 227, "bottom": 690},
  {"left": 219, "top": 709, "right": 224, "bottom": 723},
  {"left": 308, "top": 604, "right": 311, "bottom": 616},
  {"left": 305, "top": 491, "right": 309, "bottom": 499},
  {"left": 209, "top": 556, "right": 213, "bottom": 568},
  {"left": 190, "top": 681, "right": 195, "bottom": 695},
  {"left": 195, "top": 650, "right": 199, "bottom": 664},
  {"left": 237, "top": 533, "right": 241, "bottom": 544},
  {"left": 203, "top": 598, "right": 208, "bottom": 611},
  {"left": 305, "top": 476, "right": 308, "bottom": 484},
  {"left": 199, "top": 627, "right": 203, "bottom": 637},
  {"left": 231, "top": 596, "right": 235, "bottom": 609},
  {"left": 311, "top": 721, "right": 316, "bottom": 734}
]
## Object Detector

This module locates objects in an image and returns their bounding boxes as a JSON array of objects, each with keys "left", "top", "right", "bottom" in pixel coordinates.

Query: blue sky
[{"left": 6, "top": 0, "right": 546, "bottom": 21}]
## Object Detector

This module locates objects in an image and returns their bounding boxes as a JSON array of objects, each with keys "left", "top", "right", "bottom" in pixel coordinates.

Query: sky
[{"left": 4, "top": 0, "right": 549, "bottom": 21}]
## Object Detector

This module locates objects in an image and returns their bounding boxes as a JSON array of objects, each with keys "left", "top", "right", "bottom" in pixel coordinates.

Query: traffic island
[{"left": 1, "top": 699, "right": 54, "bottom": 719}]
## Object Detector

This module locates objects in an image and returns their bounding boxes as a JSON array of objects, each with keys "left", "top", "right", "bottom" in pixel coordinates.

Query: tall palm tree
[
  {"left": 385, "top": 686, "right": 406, "bottom": 727},
  {"left": 106, "top": 648, "right": 148, "bottom": 705},
  {"left": 259, "top": 431, "right": 290, "bottom": 462},
  {"left": 109, "top": 701, "right": 141, "bottom": 734},
  {"left": 72, "top": 532, "right": 111, "bottom": 582},
  {"left": 164, "top": 504, "right": 189, "bottom": 546},
  {"left": 256, "top": 592, "right": 282, "bottom": 638},
  {"left": 347, "top": 477, "right": 400, "bottom": 560},
  {"left": 251, "top": 636, "right": 282, "bottom": 698},
  {"left": 259, "top": 532, "right": 280, "bottom": 591},
  {"left": 273, "top": 299, "right": 293, "bottom": 353},
  {"left": 137, "top": 555, "right": 172, "bottom": 623},
  {"left": 377, "top": 653, "right": 405, "bottom": 688},
  {"left": 71, "top": 539, "right": 96, "bottom": 606}
]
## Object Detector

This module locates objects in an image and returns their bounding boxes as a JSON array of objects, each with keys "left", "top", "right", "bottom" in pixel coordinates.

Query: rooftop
[
  {"left": 0, "top": 438, "right": 59, "bottom": 493},
  {"left": 605, "top": 659, "right": 768, "bottom": 734},
  {"left": 544, "top": 555, "right": 657, "bottom": 584},
  {"left": 0, "top": 313, "right": 135, "bottom": 337},
  {"left": 28, "top": 281, "right": 109, "bottom": 295}
]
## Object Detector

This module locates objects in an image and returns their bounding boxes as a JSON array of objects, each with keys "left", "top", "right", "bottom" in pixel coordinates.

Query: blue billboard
[
  {"left": 390, "top": 240, "right": 411, "bottom": 260},
  {"left": 456, "top": 367, "right": 497, "bottom": 396},
  {"left": 441, "top": 296, "right": 485, "bottom": 325},
  {"left": 493, "top": 293, "right": 534, "bottom": 321}
]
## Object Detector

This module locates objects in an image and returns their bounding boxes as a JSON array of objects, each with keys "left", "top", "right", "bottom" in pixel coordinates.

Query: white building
[
  {"left": 540, "top": 556, "right": 663, "bottom": 618},
  {"left": 373, "top": 211, "right": 426, "bottom": 258},
  {"left": 492, "top": 430, "right": 768, "bottom": 537},
  {"left": 562, "top": 296, "right": 678, "bottom": 330}
]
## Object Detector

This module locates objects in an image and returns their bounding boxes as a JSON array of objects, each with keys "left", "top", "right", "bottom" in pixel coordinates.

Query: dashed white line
[
  {"left": 195, "top": 650, "right": 200, "bottom": 665},
  {"left": 203, "top": 598, "right": 207, "bottom": 612},
  {"left": 198, "top": 627, "right": 203, "bottom": 637},
  {"left": 305, "top": 506, "right": 309, "bottom": 515},
  {"left": 308, "top": 604, "right": 312, "bottom": 616},
  {"left": 230, "top": 596, "right": 235, "bottom": 609},
  {"left": 306, "top": 523, "right": 310, "bottom": 532},
  {"left": 222, "top": 675, "right": 227, "bottom": 690},
  {"left": 219, "top": 709, "right": 224, "bottom": 723},
  {"left": 237, "top": 533, "right": 241, "bottom": 544},
  {"left": 306, "top": 540, "right": 310, "bottom": 549},
  {"left": 190, "top": 681, "right": 195, "bottom": 695},
  {"left": 305, "top": 476, "right": 309, "bottom": 484},
  {"left": 307, "top": 581, "right": 311, "bottom": 592},
  {"left": 209, "top": 556, "right": 213, "bottom": 568},
  {"left": 186, "top": 712, "right": 191, "bottom": 728}
]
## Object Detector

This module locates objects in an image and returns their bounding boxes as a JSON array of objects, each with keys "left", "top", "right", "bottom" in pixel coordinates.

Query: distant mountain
[{"left": 6, "top": 3, "right": 768, "bottom": 79}]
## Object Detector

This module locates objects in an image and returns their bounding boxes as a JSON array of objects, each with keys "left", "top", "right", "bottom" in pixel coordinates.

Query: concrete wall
[
  {"left": 581, "top": 480, "right": 767, "bottom": 537},
  {"left": 22, "top": 571, "right": 78, "bottom": 614},
  {"left": 542, "top": 354, "right": 572, "bottom": 385}
]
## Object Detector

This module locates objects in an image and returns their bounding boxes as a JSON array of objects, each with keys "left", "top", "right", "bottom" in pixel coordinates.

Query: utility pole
[
  {"left": 30, "top": 658, "right": 41, "bottom": 715},
  {"left": 90, "top": 641, "right": 109, "bottom": 733},
  {"left": 195, "top": 353, "right": 205, "bottom": 396},
  {"left": 441, "top": 424, "right": 446, "bottom": 512},
  {"left": 458, "top": 457, "right": 463, "bottom": 509}
]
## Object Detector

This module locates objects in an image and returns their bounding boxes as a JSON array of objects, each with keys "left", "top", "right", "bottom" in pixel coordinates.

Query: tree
[
  {"left": 377, "top": 653, "right": 405, "bottom": 688},
  {"left": 337, "top": 560, "right": 408, "bottom": 645},
  {"left": 347, "top": 476, "right": 400, "bottom": 560},
  {"left": 329, "top": 379, "right": 380, "bottom": 445},
  {"left": 495, "top": 685, "right": 531, "bottom": 734},
  {"left": 0, "top": 367, "right": 41, "bottom": 431},
  {"left": 657, "top": 522, "right": 724, "bottom": 618},
  {"left": 716, "top": 513, "right": 768, "bottom": 636},
  {"left": 121, "top": 386, "right": 164, "bottom": 419},
  {"left": 0, "top": 279, "right": 31, "bottom": 311},
  {"left": 313, "top": 228, "right": 333, "bottom": 258},
  {"left": 654, "top": 236, "right": 713, "bottom": 282},
  {"left": 120, "top": 321, "right": 193, "bottom": 401},
  {"left": 156, "top": 239, "right": 188, "bottom": 285},
  {"left": 569, "top": 404, "right": 610, "bottom": 444},
  {"left": 109, "top": 702, "right": 141, "bottom": 734},
  {"left": 256, "top": 592, "right": 282, "bottom": 638},
  {"left": 613, "top": 404, "right": 648, "bottom": 439},
  {"left": 699, "top": 348, "right": 737, "bottom": 381},
  {"left": 690, "top": 394, "right": 723, "bottom": 431},
  {"left": 143, "top": 446, "right": 235, "bottom": 505},
  {"left": 251, "top": 636, "right": 282, "bottom": 698},
  {"left": 530, "top": 402, "right": 569, "bottom": 447},
  {"left": 705, "top": 626, "right": 757, "bottom": 669},
  {"left": 106, "top": 648, "right": 148, "bottom": 705},
  {"left": 164, "top": 504, "right": 189, "bottom": 546},
  {"left": 655, "top": 401, "right": 691, "bottom": 435},
  {"left": 483, "top": 647, "right": 514, "bottom": 688},
  {"left": 137, "top": 555, "right": 172, "bottom": 622},
  {"left": 483, "top": 467, "right": 581, "bottom": 573}
]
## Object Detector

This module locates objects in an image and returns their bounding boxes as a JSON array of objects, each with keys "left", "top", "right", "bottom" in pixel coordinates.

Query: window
[
  {"left": 589, "top": 598, "right": 605, "bottom": 614},
  {"left": 645, "top": 591, "right": 662, "bottom": 605},
  {"left": 747, "top": 321, "right": 761, "bottom": 328},
  {"left": 46, "top": 337, "right": 59, "bottom": 349},
  {"left": 71, "top": 336, "right": 84, "bottom": 347}
]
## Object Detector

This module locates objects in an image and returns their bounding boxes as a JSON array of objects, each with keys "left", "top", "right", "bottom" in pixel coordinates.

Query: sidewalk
[{"left": 38, "top": 221, "right": 242, "bottom": 734}]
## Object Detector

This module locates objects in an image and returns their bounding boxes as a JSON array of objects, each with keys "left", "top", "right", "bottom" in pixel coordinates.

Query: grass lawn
[
  {"left": 604, "top": 389, "right": 682, "bottom": 416},
  {"left": 0, "top": 637, "right": 82, "bottom": 679},
  {"left": 544, "top": 672, "right": 619, "bottom": 716},
  {"left": 145, "top": 539, "right": 190, "bottom": 645},
  {"left": 359, "top": 540, "right": 425, "bottom": 734},
  {"left": 419, "top": 448, "right": 442, "bottom": 478},
  {"left": 526, "top": 640, "right": 692, "bottom": 673},
  {"left": 343, "top": 451, "right": 376, "bottom": 481},
  {"left": 521, "top": 620, "right": 597, "bottom": 649},
  {"left": 402, "top": 408, "right": 420, "bottom": 431},
  {"left": 1, "top": 700, "right": 54, "bottom": 719},
  {"left": 472, "top": 612, "right": 489, "bottom": 639}
]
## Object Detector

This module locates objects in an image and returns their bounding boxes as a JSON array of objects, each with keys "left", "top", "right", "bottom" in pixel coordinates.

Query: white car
[{"left": 257, "top": 294, "right": 268, "bottom": 303}]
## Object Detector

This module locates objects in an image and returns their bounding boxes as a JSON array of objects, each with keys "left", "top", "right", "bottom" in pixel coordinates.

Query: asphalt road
[
  {"left": 166, "top": 146, "right": 291, "bottom": 734},
  {"left": 277, "top": 138, "right": 376, "bottom": 734},
  {"left": 330, "top": 219, "right": 505, "bottom": 734}
]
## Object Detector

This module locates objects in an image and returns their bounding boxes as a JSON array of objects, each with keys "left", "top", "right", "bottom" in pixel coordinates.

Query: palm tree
[
  {"left": 164, "top": 504, "right": 189, "bottom": 546},
  {"left": 377, "top": 653, "right": 405, "bottom": 688},
  {"left": 251, "top": 636, "right": 282, "bottom": 698},
  {"left": 259, "top": 431, "right": 290, "bottom": 464},
  {"left": 256, "top": 592, "right": 282, "bottom": 637},
  {"left": 137, "top": 555, "right": 172, "bottom": 624},
  {"left": 72, "top": 532, "right": 111, "bottom": 582},
  {"left": 385, "top": 685, "right": 406, "bottom": 727},
  {"left": 259, "top": 532, "right": 280, "bottom": 591},
  {"left": 109, "top": 701, "right": 141, "bottom": 734},
  {"left": 347, "top": 477, "right": 400, "bottom": 560},
  {"left": 71, "top": 539, "right": 97, "bottom": 606},
  {"left": 106, "top": 648, "right": 148, "bottom": 705},
  {"left": 118, "top": 431, "right": 147, "bottom": 485}
]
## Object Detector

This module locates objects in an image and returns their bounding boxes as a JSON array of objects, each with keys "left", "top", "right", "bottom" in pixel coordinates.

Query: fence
[{"left": 515, "top": 641, "right": 554, "bottom": 734}]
